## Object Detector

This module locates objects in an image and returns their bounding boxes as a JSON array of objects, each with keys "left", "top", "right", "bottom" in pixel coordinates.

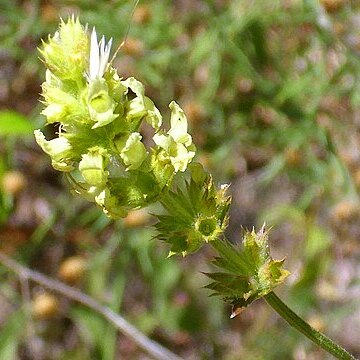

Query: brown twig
[{"left": 0, "top": 251, "right": 183, "bottom": 360}]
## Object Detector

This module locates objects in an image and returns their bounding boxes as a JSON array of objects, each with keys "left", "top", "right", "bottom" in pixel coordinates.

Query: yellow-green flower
[
  {"left": 36, "top": 17, "right": 197, "bottom": 219},
  {"left": 34, "top": 130, "right": 75, "bottom": 171},
  {"left": 153, "top": 101, "right": 196, "bottom": 173}
]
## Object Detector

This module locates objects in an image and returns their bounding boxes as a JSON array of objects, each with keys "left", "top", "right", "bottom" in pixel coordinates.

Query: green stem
[{"left": 265, "top": 291, "right": 357, "bottom": 360}]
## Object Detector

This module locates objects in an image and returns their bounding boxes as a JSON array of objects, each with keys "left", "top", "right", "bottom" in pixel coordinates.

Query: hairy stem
[
  {"left": 265, "top": 291, "right": 357, "bottom": 360},
  {"left": 0, "top": 251, "right": 182, "bottom": 360}
]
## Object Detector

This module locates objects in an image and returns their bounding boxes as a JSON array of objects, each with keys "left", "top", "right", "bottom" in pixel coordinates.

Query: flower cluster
[{"left": 35, "top": 17, "right": 195, "bottom": 218}]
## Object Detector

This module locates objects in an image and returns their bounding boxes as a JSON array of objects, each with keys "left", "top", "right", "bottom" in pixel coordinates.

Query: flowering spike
[{"left": 35, "top": 17, "right": 196, "bottom": 218}]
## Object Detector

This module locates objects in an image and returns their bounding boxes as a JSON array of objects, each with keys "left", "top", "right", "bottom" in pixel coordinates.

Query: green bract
[
  {"left": 205, "top": 226, "right": 290, "bottom": 317},
  {"left": 35, "top": 17, "right": 196, "bottom": 218},
  {"left": 154, "top": 163, "right": 231, "bottom": 256}
]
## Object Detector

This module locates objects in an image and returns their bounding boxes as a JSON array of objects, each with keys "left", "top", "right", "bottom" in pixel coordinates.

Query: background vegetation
[{"left": 1, "top": 0, "right": 360, "bottom": 359}]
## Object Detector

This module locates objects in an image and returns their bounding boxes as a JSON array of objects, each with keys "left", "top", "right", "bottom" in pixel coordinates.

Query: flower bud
[
  {"left": 205, "top": 226, "right": 290, "bottom": 315},
  {"left": 195, "top": 215, "right": 220, "bottom": 241},
  {"left": 40, "top": 17, "right": 88, "bottom": 82},
  {"left": 94, "top": 187, "right": 128, "bottom": 218}
]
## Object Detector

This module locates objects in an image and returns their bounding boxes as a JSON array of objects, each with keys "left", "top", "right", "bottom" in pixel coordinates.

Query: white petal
[
  {"left": 99, "top": 38, "right": 112, "bottom": 78},
  {"left": 99, "top": 36, "right": 105, "bottom": 56},
  {"left": 89, "top": 28, "right": 100, "bottom": 80},
  {"left": 87, "top": 28, "right": 113, "bottom": 81}
]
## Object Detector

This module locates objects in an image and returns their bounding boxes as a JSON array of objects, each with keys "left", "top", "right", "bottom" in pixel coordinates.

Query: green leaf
[{"left": 0, "top": 111, "right": 34, "bottom": 136}]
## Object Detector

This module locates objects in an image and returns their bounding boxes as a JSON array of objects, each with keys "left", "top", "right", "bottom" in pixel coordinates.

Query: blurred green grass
[{"left": 1, "top": 0, "right": 360, "bottom": 359}]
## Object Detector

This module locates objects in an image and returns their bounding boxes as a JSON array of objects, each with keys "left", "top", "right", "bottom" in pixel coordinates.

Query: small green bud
[
  {"left": 103, "top": 68, "right": 127, "bottom": 103},
  {"left": 40, "top": 17, "right": 88, "bottom": 82},
  {"left": 41, "top": 80, "right": 83, "bottom": 124},
  {"left": 195, "top": 216, "right": 219, "bottom": 238},
  {"left": 149, "top": 149, "right": 175, "bottom": 189}
]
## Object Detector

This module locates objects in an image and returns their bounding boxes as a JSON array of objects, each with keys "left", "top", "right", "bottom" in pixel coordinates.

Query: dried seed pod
[
  {"left": 133, "top": 5, "right": 151, "bottom": 24},
  {"left": 353, "top": 168, "right": 360, "bottom": 189},
  {"left": 58, "top": 256, "right": 87, "bottom": 284},
  {"left": 122, "top": 38, "right": 144, "bottom": 57},
  {"left": 2, "top": 170, "right": 27, "bottom": 195},
  {"left": 32, "top": 293, "right": 59, "bottom": 319},
  {"left": 320, "top": 0, "right": 344, "bottom": 13},
  {"left": 331, "top": 200, "right": 359, "bottom": 223},
  {"left": 236, "top": 77, "right": 254, "bottom": 95},
  {"left": 285, "top": 148, "right": 302, "bottom": 167},
  {"left": 183, "top": 101, "right": 205, "bottom": 126}
]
